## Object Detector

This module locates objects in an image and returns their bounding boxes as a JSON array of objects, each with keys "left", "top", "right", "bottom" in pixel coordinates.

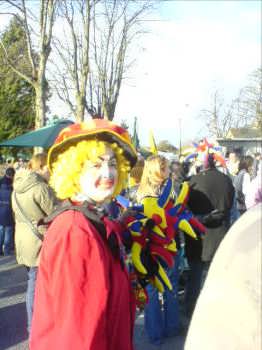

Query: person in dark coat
[
  {"left": 0, "top": 167, "right": 15, "bottom": 256},
  {"left": 185, "top": 153, "right": 234, "bottom": 317}
]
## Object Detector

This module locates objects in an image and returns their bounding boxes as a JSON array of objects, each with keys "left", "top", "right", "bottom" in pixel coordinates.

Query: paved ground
[
  {"left": 0, "top": 256, "right": 187, "bottom": 350},
  {"left": 0, "top": 256, "right": 28, "bottom": 350}
]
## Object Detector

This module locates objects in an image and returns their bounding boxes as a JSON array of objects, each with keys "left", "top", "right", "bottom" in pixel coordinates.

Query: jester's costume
[{"left": 118, "top": 174, "right": 206, "bottom": 345}]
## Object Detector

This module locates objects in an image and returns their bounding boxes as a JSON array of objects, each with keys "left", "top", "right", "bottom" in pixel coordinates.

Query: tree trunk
[
  {"left": 102, "top": 98, "right": 109, "bottom": 120},
  {"left": 34, "top": 51, "right": 48, "bottom": 128},
  {"left": 35, "top": 84, "right": 46, "bottom": 129},
  {"left": 75, "top": 94, "right": 86, "bottom": 122},
  {"left": 108, "top": 101, "right": 117, "bottom": 121},
  {"left": 34, "top": 82, "right": 46, "bottom": 154}
]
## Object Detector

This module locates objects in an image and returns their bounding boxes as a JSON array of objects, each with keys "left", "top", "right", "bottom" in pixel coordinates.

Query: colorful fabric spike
[{"left": 118, "top": 178, "right": 206, "bottom": 294}]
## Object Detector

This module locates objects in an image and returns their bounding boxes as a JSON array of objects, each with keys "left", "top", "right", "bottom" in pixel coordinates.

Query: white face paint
[{"left": 78, "top": 146, "right": 118, "bottom": 203}]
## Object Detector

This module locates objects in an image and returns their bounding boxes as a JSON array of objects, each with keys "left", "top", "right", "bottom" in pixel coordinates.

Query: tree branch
[
  {"left": 0, "top": 39, "right": 34, "bottom": 85},
  {"left": 21, "top": 0, "right": 36, "bottom": 75}
]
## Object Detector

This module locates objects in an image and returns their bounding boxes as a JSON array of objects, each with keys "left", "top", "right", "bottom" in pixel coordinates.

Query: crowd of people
[{"left": 0, "top": 119, "right": 261, "bottom": 349}]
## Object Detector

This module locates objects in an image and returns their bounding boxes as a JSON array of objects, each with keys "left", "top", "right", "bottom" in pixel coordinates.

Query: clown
[
  {"left": 30, "top": 119, "right": 137, "bottom": 350},
  {"left": 30, "top": 119, "right": 205, "bottom": 350}
]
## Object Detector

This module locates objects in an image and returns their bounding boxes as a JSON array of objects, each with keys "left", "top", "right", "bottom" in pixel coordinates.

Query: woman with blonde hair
[
  {"left": 136, "top": 155, "right": 169, "bottom": 202},
  {"left": 136, "top": 155, "right": 182, "bottom": 346},
  {"left": 27, "top": 153, "right": 50, "bottom": 180}
]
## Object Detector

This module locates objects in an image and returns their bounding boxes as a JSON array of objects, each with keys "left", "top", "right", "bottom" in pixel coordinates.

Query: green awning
[{"left": 0, "top": 120, "right": 74, "bottom": 148}]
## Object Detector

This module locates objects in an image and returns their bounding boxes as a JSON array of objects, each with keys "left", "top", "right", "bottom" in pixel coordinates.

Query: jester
[
  {"left": 184, "top": 138, "right": 226, "bottom": 170},
  {"left": 117, "top": 154, "right": 206, "bottom": 345},
  {"left": 118, "top": 157, "right": 206, "bottom": 294}
]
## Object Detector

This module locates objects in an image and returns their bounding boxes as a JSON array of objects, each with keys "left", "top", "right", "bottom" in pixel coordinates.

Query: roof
[
  {"left": 217, "top": 138, "right": 262, "bottom": 142},
  {"left": 226, "top": 127, "right": 261, "bottom": 138}
]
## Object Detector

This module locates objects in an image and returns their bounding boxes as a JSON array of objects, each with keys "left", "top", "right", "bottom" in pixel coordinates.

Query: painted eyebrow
[{"left": 98, "top": 156, "right": 116, "bottom": 161}]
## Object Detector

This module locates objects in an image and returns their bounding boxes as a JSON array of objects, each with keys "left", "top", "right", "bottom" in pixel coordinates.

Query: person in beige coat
[
  {"left": 185, "top": 203, "right": 262, "bottom": 350},
  {"left": 12, "top": 153, "right": 57, "bottom": 333}
]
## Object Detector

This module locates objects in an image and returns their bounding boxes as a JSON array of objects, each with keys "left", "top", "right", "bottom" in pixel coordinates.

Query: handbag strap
[{"left": 13, "top": 192, "right": 44, "bottom": 241}]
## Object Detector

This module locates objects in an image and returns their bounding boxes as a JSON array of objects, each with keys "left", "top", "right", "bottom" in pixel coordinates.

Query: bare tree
[
  {"left": 51, "top": 0, "right": 152, "bottom": 121},
  {"left": 86, "top": 71, "right": 103, "bottom": 118},
  {"left": 0, "top": 0, "right": 58, "bottom": 129},
  {"left": 200, "top": 90, "right": 226, "bottom": 137},
  {"left": 234, "top": 68, "right": 262, "bottom": 131},
  {"left": 51, "top": 0, "right": 95, "bottom": 122},
  {"left": 199, "top": 89, "right": 249, "bottom": 138},
  {"left": 88, "top": 0, "right": 153, "bottom": 120},
  {"left": 200, "top": 69, "right": 262, "bottom": 138}
]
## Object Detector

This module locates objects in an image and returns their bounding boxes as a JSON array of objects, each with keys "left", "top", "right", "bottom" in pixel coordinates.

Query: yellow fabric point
[
  {"left": 175, "top": 181, "right": 189, "bottom": 206},
  {"left": 151, "top": 225, "right": 166, "bottom": 238},
  {"left": 149, "top": 130, "right": 158, "bottom": 155},
  {"left": 166, "top": 241, "right": 177, "bottom": 252},
  {"left": 178, "top": 219, "right": 197, "bottom": 239},
  {"left": 158, "top": 263, "right": 172, "bottom": 291},
  {"left": 141, "top": 197, "right": 167, "bottom": 229},
  {"left": 130, "top": 230, "right": 141, "bottom": 237},
  {"left": 131, "top": 242, "right": 147, "bottom": 275},
  {"left": 140, "top": 218, "right": 150, "bottom": 226},
  {"left": 153, "top": 276, "right": 164, "bottom": 293}
]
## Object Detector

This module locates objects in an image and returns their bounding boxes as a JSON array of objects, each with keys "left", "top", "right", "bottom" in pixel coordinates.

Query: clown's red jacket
[{"left": 30, "top": 210, "right": 135, "bottom": 350}]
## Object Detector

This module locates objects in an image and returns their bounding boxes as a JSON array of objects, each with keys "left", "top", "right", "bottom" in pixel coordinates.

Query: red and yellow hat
[{"left": 48, "top": 118, "right": 137, "bottom": 172}]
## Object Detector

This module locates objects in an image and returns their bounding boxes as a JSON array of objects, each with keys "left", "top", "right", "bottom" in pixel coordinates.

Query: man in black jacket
[{"left": 184, "top": 154, "right": 234, "bottom": 317}]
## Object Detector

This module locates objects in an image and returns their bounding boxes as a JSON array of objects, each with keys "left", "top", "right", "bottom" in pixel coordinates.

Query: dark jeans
[
  {"left": 230, "top": 194, "right": 240, "bottom": 225},
  {"left": 0, "top": 225, "right": 14, "bottom": 255},
  {"left": 144, "top": 254, "right": 181, "bottom": 345},
  {"left": 184, "top": 260, "right": 204, "bottom": 317},
  {"left": 25, "top": 266, "right": 38, "bottom": 333}
]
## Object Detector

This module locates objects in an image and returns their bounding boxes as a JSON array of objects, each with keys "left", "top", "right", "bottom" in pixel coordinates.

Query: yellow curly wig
[{"left": 49, "top": 139, "right": 130, "bottom": 200}]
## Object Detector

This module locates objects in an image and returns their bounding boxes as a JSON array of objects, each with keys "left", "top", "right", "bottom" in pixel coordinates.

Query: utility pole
[
  {"left": 179, "top": 104, "right": 189, "bottom": 157},
  {"left": 178, "top": 118, "right": 182, "bottom": 156}
]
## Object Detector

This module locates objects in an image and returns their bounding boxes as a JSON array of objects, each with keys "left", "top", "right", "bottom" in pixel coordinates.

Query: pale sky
[
  {"left": 0, "top": 1, "right": 261, "bottom": 148},
  {"left": 113, "top": 0, "right": 261, "bottom": 147}
]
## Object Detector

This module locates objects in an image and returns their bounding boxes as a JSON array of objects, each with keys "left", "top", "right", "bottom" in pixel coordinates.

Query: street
[
  {"left": 0, "top": 256, "right": 28, "bottom": 350},
  {"left": 0, "top": 256, "right": 185, "bottom": 350}
]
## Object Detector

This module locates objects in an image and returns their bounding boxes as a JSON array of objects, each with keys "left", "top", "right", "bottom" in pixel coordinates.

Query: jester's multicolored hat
[
  {"left": 184, "top": 138, "right": 226, "bottom": 168},
  {"left": 48, "top": 118, "right": 137, "bottom": 172}
]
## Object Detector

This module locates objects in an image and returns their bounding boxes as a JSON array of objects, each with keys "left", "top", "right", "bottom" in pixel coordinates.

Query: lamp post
[
  {"left": 178, "top": 117, "right": 182, "bottom": 156},
  {"left": 178, "top": 104, "right": 189, "bottom": 157}
]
